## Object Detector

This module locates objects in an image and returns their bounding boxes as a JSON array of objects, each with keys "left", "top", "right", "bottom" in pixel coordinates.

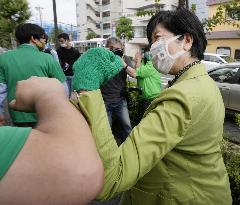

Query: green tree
[
  {"left": 86, "top": 32, "right": 97, "bottom": 40},
  {"left": 116, "top": 17, "right": 134, "bottom": 41},
  {"left": 203, "top": 0, "right": 240, "bottom": 32},
  {"left": 49, "top": 28, "right": 64, "bottom": 44},
  {"left": 0, "top": 0, "right": 30, "bottom": 48}
]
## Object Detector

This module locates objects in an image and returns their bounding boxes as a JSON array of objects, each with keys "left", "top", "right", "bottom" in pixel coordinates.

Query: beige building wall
[
  {"left": 209, "top": 4, "right": 239, "bottom": 32},
  {"left": 207, "top": 2, "right": 240, "bottom": 59},
  {"left": 207, "top": 39, "right": 240, "bottom": 56}
]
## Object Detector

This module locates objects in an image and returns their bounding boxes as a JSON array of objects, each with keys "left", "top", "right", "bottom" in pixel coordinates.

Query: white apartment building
[
  {"left": 123, "top": 0, "right": 178, "bottom": 56},
  {"left": 189, "top": 0, "right": 208, "bottom": 21},
  {"left": 76, "top": 0, "right": 122, "bottom": 40},
  {"left": 76, "top": 0, "right": 179, "bottom": 55}
]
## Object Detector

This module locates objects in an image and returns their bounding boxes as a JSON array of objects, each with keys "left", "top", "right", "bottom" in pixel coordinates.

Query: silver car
[{"left": 208, "top": 63, "right": 240, "bottom": 112}]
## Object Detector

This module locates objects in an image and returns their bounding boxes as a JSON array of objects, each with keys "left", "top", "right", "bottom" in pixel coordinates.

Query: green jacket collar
[
  {"left": 174, "top": 63, "right": 208, "bottom": 85},
  {"left": 18, "top": 44, "right": 39, "bottom": 51}
]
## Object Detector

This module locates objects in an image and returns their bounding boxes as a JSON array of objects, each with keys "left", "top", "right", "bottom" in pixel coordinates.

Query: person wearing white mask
[
  {"left": 57, "top": 33, "right": 80, "bottom": 96},
  {"left": 70, "top": 8, "right": 232, "bottom": 204}
]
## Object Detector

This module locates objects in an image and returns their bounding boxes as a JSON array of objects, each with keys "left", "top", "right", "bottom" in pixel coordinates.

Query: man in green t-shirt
[
  {"left": 0, "top": 77, "right": 103, "bottom": 205},
  {"left": 0, "top": 23, "right": 68, "bottom": 127}
]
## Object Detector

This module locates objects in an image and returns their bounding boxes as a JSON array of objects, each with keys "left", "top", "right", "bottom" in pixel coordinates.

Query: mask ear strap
[{"left": 166, "top": 35, "right": 185, "bottom": 59}]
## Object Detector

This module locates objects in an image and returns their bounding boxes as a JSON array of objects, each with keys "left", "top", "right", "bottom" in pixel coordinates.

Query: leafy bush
[
  {"left": 235, "top": 113, "right": 240, "bottom": 127},
  {"left": 221, "top": 141, "right": 240, "bottom": 205},
  {"left": 126, "top": 82, "right": 143, "bottom": 127}
]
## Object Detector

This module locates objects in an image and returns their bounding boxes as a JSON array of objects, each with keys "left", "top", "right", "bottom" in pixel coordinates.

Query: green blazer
[{"left": 72, "top": 63, "right": 232, "bottom": 205}]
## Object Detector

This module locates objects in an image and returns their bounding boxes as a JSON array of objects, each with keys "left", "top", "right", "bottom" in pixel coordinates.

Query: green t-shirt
[
  {"left": 136, "top": 61, "right": 162, "bottom": 99},
  {"left": 0, "top": 126, "right": 31, "bottom": 180},
  {"left": 0, "top": 44, "right": 66, "bottom": 123}
]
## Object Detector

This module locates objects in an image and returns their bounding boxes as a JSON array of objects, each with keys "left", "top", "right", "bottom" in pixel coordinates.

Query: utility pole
[
  {"left": 52, "top": 0, "right": 59, "bottom": 47},
  {"left": 100, "top": 0, "right": 103, "bottom": 38},
  {"left": 35, "top": 6, "right": 44, "bottom": 27},
  {"left": 186, "top": 0, "right": 189, "bottom": 9}
]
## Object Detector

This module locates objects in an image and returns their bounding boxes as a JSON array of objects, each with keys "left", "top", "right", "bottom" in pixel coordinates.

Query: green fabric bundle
[{"left": 72, "top": 47, "right": 123, "bottom": 91}]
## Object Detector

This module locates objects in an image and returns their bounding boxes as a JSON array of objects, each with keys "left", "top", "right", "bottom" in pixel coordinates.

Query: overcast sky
[{"left": 28, "top": 0, "right": 77, "bottom": 26}]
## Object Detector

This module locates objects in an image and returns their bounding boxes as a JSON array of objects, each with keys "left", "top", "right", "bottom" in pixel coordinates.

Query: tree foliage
[
  {"left": 86, "top": 32, "right": 97, "bottom": 40},
  {"left": 0, "top": 0, "right": 30, "bottom": 48},
  {"left": 116, "top": 16, "right": 134, "bottom": 41},
  {"left": 49, "top": 28, "right": 64, "bottom": 44},
  {"left": 203, "top": 0, "right": 240, "bottom": 32}
]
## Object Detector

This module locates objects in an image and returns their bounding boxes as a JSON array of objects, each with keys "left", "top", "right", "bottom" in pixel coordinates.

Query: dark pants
[{"left": 105, "top": 99, "right": 132, "bottom": 144}]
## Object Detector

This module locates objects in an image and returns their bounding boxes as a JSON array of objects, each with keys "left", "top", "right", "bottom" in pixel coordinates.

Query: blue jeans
[
  {"left": 66, "top": 76, "right": 73, "bottom": 97},
  {"left": 105, "top": 99, "right": 132, "bottom": 143}
]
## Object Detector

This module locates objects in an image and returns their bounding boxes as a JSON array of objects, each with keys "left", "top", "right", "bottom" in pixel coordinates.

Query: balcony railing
[
  {"left": 102, "top": 4, "right": 110, "bottom": 11},
  {"left": 103, "top": 28, "right": 111, "bottom": 35},
  {"left": 102, "top": 16, "right": 111, "bottom": 23}
]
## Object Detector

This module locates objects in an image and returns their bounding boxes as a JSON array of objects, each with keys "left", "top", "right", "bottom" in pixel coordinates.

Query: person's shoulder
[
  {"left": 0, "top": 50, "right": 16, "bottom": 63},
  {"left": 40, "top": 51, "right": 58, "bottom": 63},
  {"left": 56, "top": 47, "right": 62, "bottom": 53},
  {"left": 73, "top": 47, "right": 79, "bottom": 53}
]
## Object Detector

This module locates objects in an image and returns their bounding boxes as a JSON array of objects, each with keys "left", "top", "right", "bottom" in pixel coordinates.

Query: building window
[
  {"left": 235, "top": 49, "right": 240, "bottom": 60},
  {"left": 103, "top": 23, "right": 110, "bottom": 29},
  {"left": 102, "top": 0, "right": 110, "bottom": 6},
  {"left": 216, "top": 47, "right": 231, "bottom": 56},
  {"left": 134, "top": 26, "right": 147, "bottom": 38},
  {"left": 103, "top": 11, "right": 110, "bottom": 17}
]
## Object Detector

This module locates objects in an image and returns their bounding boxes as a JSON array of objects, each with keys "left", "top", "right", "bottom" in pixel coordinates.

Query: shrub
[
  {"left": 221, "top": 140, "right": 240, "bottom": 205},
  {"left": 235, "top": 113, "right": 240, "bottom": 127}
]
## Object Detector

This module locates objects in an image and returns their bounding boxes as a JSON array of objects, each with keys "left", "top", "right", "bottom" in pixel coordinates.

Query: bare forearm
[
  {"left": 135, "top": 60, "right": 141, "bottom": 70},
  {"left": 34, "top": 92, "right": 104, "bottom": 197},
  {"left": 126, "top": 66, "right": 136, "bottom": 78},
  {"left": 35, "top": 93, "right": 82, "bottom": 135}
]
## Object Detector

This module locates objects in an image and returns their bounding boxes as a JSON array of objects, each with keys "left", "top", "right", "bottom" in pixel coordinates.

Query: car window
[
  {"left": 204, "top": 55, "right": 210, "bottom": 61},
  {"left": 203, "top": 54, "right": 224, "bottom": 63},
  {"left": 209, "top": 67, "right": 239, "bottom": 83}
]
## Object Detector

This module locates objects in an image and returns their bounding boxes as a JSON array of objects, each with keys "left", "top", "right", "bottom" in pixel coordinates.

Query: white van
[{"left": 201, "top": 53, "right": 228, "bottom": 70}]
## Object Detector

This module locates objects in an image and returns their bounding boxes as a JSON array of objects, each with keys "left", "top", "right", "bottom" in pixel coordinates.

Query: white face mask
[
  {"left": 150, "top": 35, "right": 186, "bottom": 74},
  {"left": 60, "top": 43, "right": 67, "bottom": 48}
]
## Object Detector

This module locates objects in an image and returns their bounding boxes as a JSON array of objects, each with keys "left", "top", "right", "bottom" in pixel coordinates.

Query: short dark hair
[
  {"left": 15, "top": 23, "right": 45, "bottom": 44},
  {"left": 57, "top": 33, "right": 70, "bottom": 40},
  {"left": 147, "top": 8, "right": 207, "bottom": 60},
  {"left": 44, "top": 33, "right": 49, "bottom": 43},
  {"left": 106, "top": 37, "right": 122, "bottom": 48}
]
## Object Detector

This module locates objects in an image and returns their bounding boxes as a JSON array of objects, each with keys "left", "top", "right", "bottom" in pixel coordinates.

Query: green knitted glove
[{"left": 72, "top": 47, "right": 123, "bottom": 91}]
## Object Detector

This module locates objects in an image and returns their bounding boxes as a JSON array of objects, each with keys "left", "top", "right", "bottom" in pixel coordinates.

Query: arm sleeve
[
  {"left": 0, "top": 56, "right": 6, "bottom": 84},
  {"left": 63, "top": 81, "right": 69, "bottom": 97},
  {"left": 47, "top": 59, "right": 66, "bottom": 83},
  {"left": 136, "top": 62, "right": 158, "bottom": 78},
  {"left": 74, "top": 49, "right": 80, "bottom": 61},
  {"left": 50, "top": 49, "right": 60, "bottom": 64},
  {"left": 72, "top": 89, "right": 192, "bottom": 200},
  {"left": 0, "top": 83, "right": 7, "bottom": 113},
  {"left": 0, "top": 126, "right": 31, "bottom": 180}
]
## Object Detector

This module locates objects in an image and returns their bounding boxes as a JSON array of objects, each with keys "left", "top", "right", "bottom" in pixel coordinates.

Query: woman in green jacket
[{"left": 72, "top": 8, "right": 232, "bottom": 205}]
